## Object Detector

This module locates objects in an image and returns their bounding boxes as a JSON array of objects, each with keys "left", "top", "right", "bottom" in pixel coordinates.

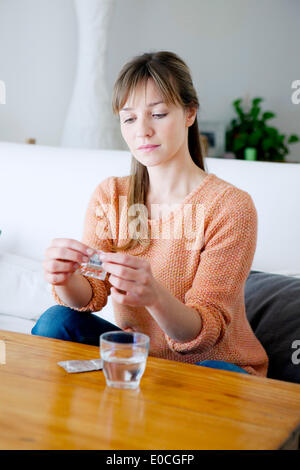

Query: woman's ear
[{"left": 185, "top": 106, "right": 197, "bottom": 127}]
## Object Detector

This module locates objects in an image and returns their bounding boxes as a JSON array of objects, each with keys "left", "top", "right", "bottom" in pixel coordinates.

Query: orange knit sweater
[{"left": 52, "top": 173, "right": 269, "bottom": 377}]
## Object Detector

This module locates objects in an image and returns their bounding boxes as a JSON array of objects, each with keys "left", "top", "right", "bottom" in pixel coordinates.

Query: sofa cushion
[
  {"left": 245, "top": 270, "right": 300, "bottom": 383},
  {"left": 0, "top": 251, "right": 54, "bottom": 322},
  {"left": 0, "top": 314, "right": 36, "bottom": 335},
  {"left": 0, "top": 251, "right": 116, "bottom": 330}
]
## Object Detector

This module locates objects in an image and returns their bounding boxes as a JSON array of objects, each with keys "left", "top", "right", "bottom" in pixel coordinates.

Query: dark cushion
[{"left": 245, "top": 270, "right": 300, "bottom": 383}]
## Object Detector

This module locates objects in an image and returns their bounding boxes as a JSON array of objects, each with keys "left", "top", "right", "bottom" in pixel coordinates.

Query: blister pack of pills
[
  {"left": 57, "top": 358, "right": 103, "bottom": 373},
  {"left": 78, "top": 250, "right": 107, "bottom": 281}
]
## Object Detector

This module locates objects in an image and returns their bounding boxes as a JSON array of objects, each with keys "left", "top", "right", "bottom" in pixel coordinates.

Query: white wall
[
  {"left": 0, "top": 0, "right": 77, "bottom": 146},
  {"left": 0, "top": 0, "right": 299, "bottom": 161}
]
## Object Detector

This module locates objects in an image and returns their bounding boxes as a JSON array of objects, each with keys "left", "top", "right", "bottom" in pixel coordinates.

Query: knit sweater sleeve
[
  {"left": 51, "top": 178, "right": 114, "bottom": 312},
  {"left": 165, "top": 187, "right": 258, "bottom": 354}
]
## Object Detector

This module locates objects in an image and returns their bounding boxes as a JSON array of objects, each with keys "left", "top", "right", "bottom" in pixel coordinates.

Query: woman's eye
[{"left": 123, "top": 113, "right": 167, "bottom": 124}]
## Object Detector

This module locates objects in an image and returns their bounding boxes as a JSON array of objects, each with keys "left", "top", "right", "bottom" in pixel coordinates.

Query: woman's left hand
[{"left": 100, "top": 252, "right": 161, "bottom": 308}]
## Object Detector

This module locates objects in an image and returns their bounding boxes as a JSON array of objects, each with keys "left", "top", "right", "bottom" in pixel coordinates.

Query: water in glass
[{"left": 102, "top": 348, "right": 147, "bottom": 389}]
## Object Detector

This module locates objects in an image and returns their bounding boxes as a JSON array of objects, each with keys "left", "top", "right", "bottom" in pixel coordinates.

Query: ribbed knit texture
[{"left": 52, "top": 173, "right": 269, "bottom": 377}]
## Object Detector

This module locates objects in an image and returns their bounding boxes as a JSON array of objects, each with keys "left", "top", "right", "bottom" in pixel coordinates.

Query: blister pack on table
[{"left": 57, "top": 358, "right": 103, "bottom": 373}]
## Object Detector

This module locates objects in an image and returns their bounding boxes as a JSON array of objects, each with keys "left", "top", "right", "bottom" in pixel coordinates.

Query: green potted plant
[{"left": 226, "top": 97, "right": 299, "bottom": 162}]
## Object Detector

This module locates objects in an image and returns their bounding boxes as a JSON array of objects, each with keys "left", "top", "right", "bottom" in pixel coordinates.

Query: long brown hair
[{"left": 111, "top": 51, "right": 206, "bottom": 254}]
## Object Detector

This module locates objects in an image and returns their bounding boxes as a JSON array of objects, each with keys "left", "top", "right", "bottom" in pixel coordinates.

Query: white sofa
[{"left": 1, "top": 141, "right": 300, "bottom": 335}]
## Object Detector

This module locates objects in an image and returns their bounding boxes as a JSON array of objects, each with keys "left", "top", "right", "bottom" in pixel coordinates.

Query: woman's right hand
[{"left": 43, "top": 238, "right": 95, "bottom": 286}]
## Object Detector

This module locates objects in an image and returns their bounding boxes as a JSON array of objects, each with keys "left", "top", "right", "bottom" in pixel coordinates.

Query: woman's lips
[{"left": 138, "top": 145, "right": 161, "bottom": 152}]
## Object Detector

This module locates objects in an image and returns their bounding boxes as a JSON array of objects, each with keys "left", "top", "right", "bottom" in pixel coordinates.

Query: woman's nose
[{"left": 136, "top": 118, "right": 153, "bottom": 137}]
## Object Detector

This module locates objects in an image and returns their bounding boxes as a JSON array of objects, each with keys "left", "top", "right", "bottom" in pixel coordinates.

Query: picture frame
[{"left": 198, "top": 121, "right": 226, "bottom": 158}]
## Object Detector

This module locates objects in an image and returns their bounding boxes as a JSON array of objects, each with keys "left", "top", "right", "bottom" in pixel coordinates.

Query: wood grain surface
[{"left": 0, "top": 330, "right": 299, "bottom": 450}]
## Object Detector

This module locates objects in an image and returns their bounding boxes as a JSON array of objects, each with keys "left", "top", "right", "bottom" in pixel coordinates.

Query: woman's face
[{"left": 119, "top": 78, "right": 196, "bottom": 168}]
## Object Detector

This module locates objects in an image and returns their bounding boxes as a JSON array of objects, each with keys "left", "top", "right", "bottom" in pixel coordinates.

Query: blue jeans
[{"left": 31, "top": 305, "right": 249, "bottom": 375}]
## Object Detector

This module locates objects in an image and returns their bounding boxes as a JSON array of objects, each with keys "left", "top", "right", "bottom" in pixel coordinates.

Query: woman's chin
[{"left": 134, "top": 155, "right": 164, "bottom": 166}]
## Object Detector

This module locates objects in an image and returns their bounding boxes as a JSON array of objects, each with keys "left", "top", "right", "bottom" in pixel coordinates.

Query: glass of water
[{"left": 100, "top": 331, "right": 150, "bottom": 390}]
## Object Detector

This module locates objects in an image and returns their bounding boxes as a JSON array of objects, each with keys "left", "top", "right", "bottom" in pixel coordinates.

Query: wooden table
[{"left": 0, "top": 330, "right": 300, "bottom": 450}]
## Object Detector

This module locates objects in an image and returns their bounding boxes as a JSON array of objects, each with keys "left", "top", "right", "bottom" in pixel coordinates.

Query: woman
[{"left": 32, "top": 51, "right": 268, "bottom": 377}]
